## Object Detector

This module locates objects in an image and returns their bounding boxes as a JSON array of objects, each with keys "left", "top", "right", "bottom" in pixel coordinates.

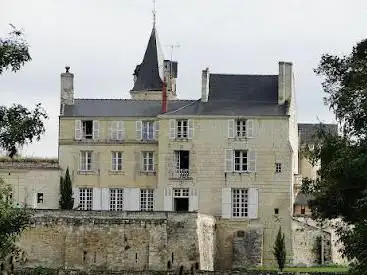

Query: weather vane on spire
[{"left": 152, "top": 0, "right": 157, "bottom": 26}]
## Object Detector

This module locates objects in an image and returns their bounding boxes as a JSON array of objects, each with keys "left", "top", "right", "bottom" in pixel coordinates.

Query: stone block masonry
[{"left": 17, "top": 210, "right": 216, "bottom": 273}]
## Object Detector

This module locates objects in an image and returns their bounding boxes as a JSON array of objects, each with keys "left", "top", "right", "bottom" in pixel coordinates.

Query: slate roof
[
  {"left": 131, "top": 26, "right": 164, "bottom": 91},
  {"left": 298, "top": 123, "right": 338, "bottom": 144},
  {"left": 294, "top": 192, "right": 314, "bottom": 205},
  {"left": 63, "top": 99, "right": 195, "bottom": 117}
]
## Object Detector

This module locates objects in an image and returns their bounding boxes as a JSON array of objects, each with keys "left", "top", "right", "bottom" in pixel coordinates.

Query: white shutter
[
  {"left": 189, "top": 188, "right": 199, "bottom": 212},
  {"left": 222, "top": 188, "right": 232, "bottom": 218},
  {"left": 72, "top": 187, "right": 79, "bottom": 209},
  {"left": 154, "top": 121, "right": 159, "bottom": 140},
  {"left": 109, "top": 121, "right": 117, "bottom": 140},
  {"left": 228, "top": 119, "right": 235, "bottom": 138},
  {"left": 168, "top": 119, "right": 176, "bottom": 140},
  {"left": 92, "top": 188, "right": 101, "bottom": 210},
  {"left": 117, "top": 121, "right": 124, "bottom": 140},
  {"left": 225, "top": 149, "right": 234, "bottom": 172},
  {"left": 248, "top": 188, "right": 259, "bottom": 219},
  {"left": 123, "top": 188, "right": 140, "bottom": 211},
  {"left": 75, "top": 120, "right": 82, "bottom": 140},
  {"left": 188, "top": 119, "right": 194, "bottom": 139},
  {"left": 248, "top": 151, "right": 256, "bottom": 172},
  {"left": 101, "top": 188, "right": 110, "bottom": 210},
  {"left": 136, "top": 121, "right": 143, "bottom": 140},
  {"left": 93, "top": 120, "right": 100, "bottom": 140},
  {"left": 246, "top": 119, "right": 254, "bottom": 138},
  {"left": 164, "top": 187, "right": 173, "bottom": 211}
]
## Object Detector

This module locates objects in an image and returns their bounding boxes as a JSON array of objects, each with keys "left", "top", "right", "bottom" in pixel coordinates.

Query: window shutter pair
[
  {"left": 168, "top": 119, "right": 194, "bottom": 139},
  {"left": 224, "top": 149, "right": 256, "bottom": 172},
  {"left": 221, "top": 188, "right": 259, "bottom": 219},
  {"left": 74, "top": 120, "right": 100, "bottom": 140},
  {"left": 109, "top": 121, "right": 124, "bottom": 140},
  {"left": 227, "top": 119, "right": 255, "bottom": 138},
  {"left": 136, "top": 121, "right": 159, "bottom": 140}
]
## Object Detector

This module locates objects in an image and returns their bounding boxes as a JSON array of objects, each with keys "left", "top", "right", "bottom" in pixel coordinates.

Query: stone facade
[{"left": 0, "top": 158, "right": 60, "bottom": 209}]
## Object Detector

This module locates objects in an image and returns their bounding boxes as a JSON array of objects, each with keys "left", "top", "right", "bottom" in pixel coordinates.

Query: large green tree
[
  {"left": 0, "top": 24, "right": 31, "bottom": 74},
  {"left": 0, "top": 178, "right": 30, "bottom": 261},
  {"left": 1, "top": 25, "right": 48, "bottom": 158},
  {"left": 0, "top": 25, "right": 45, "bottom": 263},
  {"left": 302, "top": 38, "right": 367, "bottom": 274}
]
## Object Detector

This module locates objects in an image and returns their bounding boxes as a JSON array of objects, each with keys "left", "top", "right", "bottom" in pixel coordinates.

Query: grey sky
[{"left": 0, "top": 0, "right": 366, "bottom": 158}]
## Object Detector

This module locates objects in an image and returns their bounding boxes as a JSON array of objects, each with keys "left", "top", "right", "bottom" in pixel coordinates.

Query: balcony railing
[{"left": 169, "top": 168, "right": 191, "bottom": 179}]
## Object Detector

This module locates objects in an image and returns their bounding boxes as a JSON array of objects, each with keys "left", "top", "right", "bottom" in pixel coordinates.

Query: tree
[
  {"left": 0, "top": 178, "right": 30, "bottom": 261},
  {"left": 302, "top": 38, "right": 367, "bottom": 274},
  {"left": 0, "top": 103, "right": 48, "bottom": 158},
  {"left": 0, "top": 24, "right": 31, "bottom": 74},
  {"left": 273, "top": 227, "right": 286, "bottom": 271},
  {"left": 59, "top": 168, "right": 74, "bottom": 210}
]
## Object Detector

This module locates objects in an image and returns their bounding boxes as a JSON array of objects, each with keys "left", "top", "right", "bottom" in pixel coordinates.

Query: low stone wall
[
  {"left": 12, "top": 268, "right": 347, "bottom": 275},
  {"left": 16, "top": 210, "right": 215, "bottom": 273}
]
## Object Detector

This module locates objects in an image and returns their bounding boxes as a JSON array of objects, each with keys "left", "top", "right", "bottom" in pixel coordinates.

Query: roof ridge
[
  {"left": 211, "top": 73, "right": 278, "bottom": 77},
  {"left": 75, "top": 98, "right": 195, "bottom": 102}
]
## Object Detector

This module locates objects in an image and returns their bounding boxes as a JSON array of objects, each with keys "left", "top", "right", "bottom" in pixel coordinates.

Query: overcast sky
[{"left": 0, "top": 0, "right": 366, "bottom": 158}]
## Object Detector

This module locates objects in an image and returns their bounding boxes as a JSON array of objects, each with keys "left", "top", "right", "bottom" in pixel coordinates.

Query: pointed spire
[
  {"left": 131, "top": 26, "right": 164, "bottom": 92},
  {"left": 152, "top": 0, "right": 156, "bottom": 27}
]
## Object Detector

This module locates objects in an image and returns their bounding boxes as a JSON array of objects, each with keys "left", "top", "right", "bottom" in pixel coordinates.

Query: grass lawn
[{"left": 253, "top": 266, "right": 349, "bottom": 272}]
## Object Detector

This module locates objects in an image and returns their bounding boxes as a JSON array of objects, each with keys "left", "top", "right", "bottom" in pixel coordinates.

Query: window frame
[
  {"left": 80, "top": 151, "right": 93, "bottom": 171},
  {"left": 82, "top": 120, "right": 93, "bottom": 139},
  {"left": 142, "top": 151, "right": 155, "bottom": 172},
  {"left": 231, "top": 188, "right": 249, "bottom": 218},
  {"left": 176, "top": 119, "right": 188, "bottom": 138},
  {"left": 140, "top": 189, "right": 154, "bottom": 211},
  {"left": 142, "top": 121, "right": 155, "bottom": 140},
  {"left": 234, "top": 150, "right": 248, "bottom": 172},
  {"left": 235, "top": 119, "right": 247, "bottom": 138},
  {"left": 275, "top": 163, "right": 282, "bottom": 173},
  {"left": 79, "top": 188, "right": 93, "bottom": 210},
  {"left": 109, "top": 188, "right": 124, "bottom": 211},
  {"left": 111, "top": 151, "right": 123, "bottom": 171},
  {"left": 37, "top": 193, "right": 44, "bottom": 204}
]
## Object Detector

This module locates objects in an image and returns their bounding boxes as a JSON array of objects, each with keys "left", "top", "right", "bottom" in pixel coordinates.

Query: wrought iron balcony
[{"left": 169, "top": 168, "right": 191, "bottom": 179}]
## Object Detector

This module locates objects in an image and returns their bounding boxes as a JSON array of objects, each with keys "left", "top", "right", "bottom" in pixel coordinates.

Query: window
[
  {"left": 110, "top": 188, "right": 124, "bottom": 211},
  {"left": 236, "top": 120, "right": 247, "bottom": 138},
  {"left": 111, "top": 151, "right": 123, "bottom": 171},
  {"left": 177, "top": 119, "right": 188, "bottom": 138},
  {"left": 80, "top": 151, "right": 92, "bottom": 171},
  {"left": 110, "top": 121, "right": 124, "bottom": 140},
  {"left": 274, "top": 208, "right": 279, "bottom": 215},
  {"left": 37, "top": 193, "right": 44, "bottom": 204},
  {"left": 232, "top": 188, "right": 248, "bottom": 217},
  {"left": 173, "top": 188, "right": 189, "bottom": 211},
  {"left": 275, "top": 163, "right": 282, "bottom": 173},
  {"left": 142, "top": 152, "right": 154, "bottom": 172},
  {"left": 140, "top": 189, "right": 154, "bottom": 211},
  {"left": 142, "top": 121, "right": 154, "bottom": 140},
  {"left": 174, "top": 150, "right": 190, "bottom": 178},
  {"left": 301, "top": 206, "right": 306, "bottom": 215},
  {"left": 79, "top": 188, "right": 93, "bottom": 210},
  {"left": 234, "top": 150, "right": 248, "bottom": 172},
  {"left": 82, "top": 120, "right": 93, "bottom": 139}
]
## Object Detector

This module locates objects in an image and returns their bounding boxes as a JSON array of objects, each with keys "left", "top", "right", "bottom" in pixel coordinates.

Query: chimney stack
[
  {"left": 278, "top": 62, "right": 293, "bottom": 105},
  {"left": 60, "top": 66, "right": 74, "bottom": 106},
  {"left": 162, "top": 78, "right": 168, "bottom": 113},
  {"left": 201, "top": 67, "right": 210, "bottom": 102}
]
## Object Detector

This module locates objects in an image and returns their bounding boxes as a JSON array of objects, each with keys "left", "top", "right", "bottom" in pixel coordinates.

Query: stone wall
[
  {"left": 292, "top": 219, "right": 331, "bottom": 266},
  {"left": 17, "top": 210, "right": 215, "bottom": 273}
]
